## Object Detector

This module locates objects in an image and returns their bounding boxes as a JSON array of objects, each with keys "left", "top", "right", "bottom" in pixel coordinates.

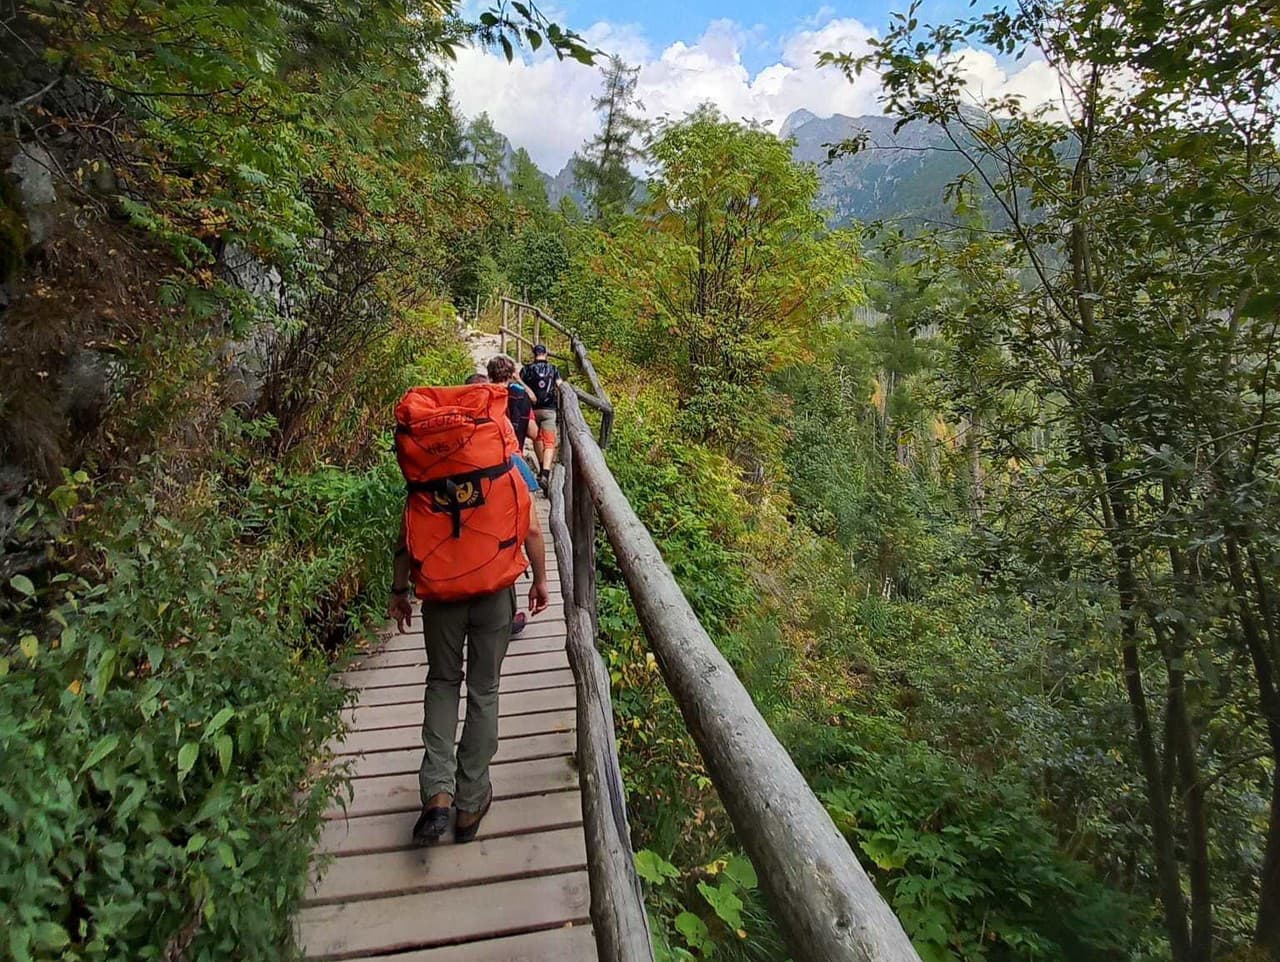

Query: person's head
[
  {"left": 532, "top": 343, "right": 548, "bottom": 360},
  {"left": 486, "top": 354, "right": 517, "bottom": 383},
  {"left": 465, "top": 372, "right": 488, "bottom": 385}
]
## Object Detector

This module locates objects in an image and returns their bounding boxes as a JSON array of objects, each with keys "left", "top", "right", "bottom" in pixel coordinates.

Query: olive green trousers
[{"left": 418, "top": 585, "right": 515, "bottom": 812}]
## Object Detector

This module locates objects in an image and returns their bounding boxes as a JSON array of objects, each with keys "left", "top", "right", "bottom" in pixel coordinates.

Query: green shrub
[
  {"left": 819, "top": 733, "right": 1136, "bottom": 962},
  {"left": 0, "top": 457, "right": 405, "bottom": 960}
]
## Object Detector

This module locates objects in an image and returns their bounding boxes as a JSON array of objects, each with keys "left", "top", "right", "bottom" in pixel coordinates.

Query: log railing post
[
  {"left": 548, "top": 448, "right": 652, "bottom": 962},
  {"left": 572, "top": 449, "right": 597, "bottom": 635}
]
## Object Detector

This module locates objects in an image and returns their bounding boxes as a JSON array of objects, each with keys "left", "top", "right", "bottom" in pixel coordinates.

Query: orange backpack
[{"left": 394, "top": 384, "right": 531, "bottom": 603}]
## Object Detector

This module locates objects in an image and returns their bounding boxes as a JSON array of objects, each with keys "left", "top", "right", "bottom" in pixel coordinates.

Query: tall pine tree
[
  {"left": 426, "top": 77, "right": 467, "bottom": 168},
  {"left": 465, "top": 111, "right": 506, "bottom": 188},
  {"left": 509, "top": 147, "right": 549, "bottom": 215},
  {"left": 572, "top": 56, "right": 646, "bottom": 222}
]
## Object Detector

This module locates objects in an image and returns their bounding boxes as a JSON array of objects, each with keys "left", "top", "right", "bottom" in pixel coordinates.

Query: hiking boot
[
  {"left": 412, "top": 796, "right": 452, "bottom": 846},
  {"left": 454, "top": 788, "right": 493, "bottom": 844}
]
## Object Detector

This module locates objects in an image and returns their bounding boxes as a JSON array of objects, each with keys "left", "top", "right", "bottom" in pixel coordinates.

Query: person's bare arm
[
  {"left": 524, "top": 502, "right": 550, "bottom": 615},
  {"left": 388, "top": 515, "right": 413, "bottom": 632}
]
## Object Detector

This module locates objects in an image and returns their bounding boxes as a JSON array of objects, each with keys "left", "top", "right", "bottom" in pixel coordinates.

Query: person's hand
[
  {"left": 528, "top": 580, "right": 550, "bottom": 616},
  {"left": 388, "top": 592, "right": 413, "bottom": 633}
]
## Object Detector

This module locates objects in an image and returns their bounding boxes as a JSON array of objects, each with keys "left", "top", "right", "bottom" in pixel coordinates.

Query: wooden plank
[
  {"left": 348, "top": 623, "right": 566, "bottom": 671},
  {"left": 297, "top": 870, "right": 591, "bottom": 959},
  {"left": 344, "top": 731, "right": 575, "bottom": 779},
  {"left": 326, "top": 757, "right": 579, "bottom": 819},
  {"left": 344, "top": 650, "right": 568, "bottom": 689},
  {"left": 373, "top": 619, "right": 568, "bottom": 660},
  {"left": 562, "top": 389, "right": 921, "bottom": 962},
  {"left": 343, "top": 924, "right": 597, "bottom": 962},
  {"left": 341, "top": 686, "right": 575, "bottom": 733},
  {"left": 331, "top": 709, "right": 576, "bottom": 756},
  {"left": 306, "top": 827, "right": 587, "bottom": 905},
  {"left": 356, "top": 669, "right": 574, "bottom": 708},
  {"left": 318, "top": 790, "right": 584, "bottom": 858}
]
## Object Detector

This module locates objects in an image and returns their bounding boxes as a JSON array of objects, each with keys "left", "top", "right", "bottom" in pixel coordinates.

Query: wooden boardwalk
[{"left": 297, "top": 501, "right": 598, "bottom": 961}]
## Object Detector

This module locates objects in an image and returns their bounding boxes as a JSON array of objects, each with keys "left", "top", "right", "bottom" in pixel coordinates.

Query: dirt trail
[{"left": 462, "top": 328, "right": 504, "bottom": 373}]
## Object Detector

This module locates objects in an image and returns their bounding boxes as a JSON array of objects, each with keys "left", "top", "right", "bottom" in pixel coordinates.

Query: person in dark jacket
[{"left": 519, "top": 344, "right": 562, "bottom": 489}]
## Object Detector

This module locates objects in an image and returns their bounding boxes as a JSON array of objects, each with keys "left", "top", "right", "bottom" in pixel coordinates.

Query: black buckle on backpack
[{"left": 407, "top": 461, "right": 513, "bottom": 539}]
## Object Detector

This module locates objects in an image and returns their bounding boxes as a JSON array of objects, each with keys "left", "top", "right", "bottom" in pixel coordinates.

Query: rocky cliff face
[{"left": 779, "top": 110, "right": 981, "bottom": 227}]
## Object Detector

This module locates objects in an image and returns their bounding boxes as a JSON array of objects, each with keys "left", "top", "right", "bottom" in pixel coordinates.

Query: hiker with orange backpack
[{"left": 386, "top": 382, "right": 550, "bottom": 845}]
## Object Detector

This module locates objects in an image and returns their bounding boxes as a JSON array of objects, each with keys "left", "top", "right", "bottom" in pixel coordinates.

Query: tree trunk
[{"left": 1105, "top": 478, "right": 1192, "bottom": 962}]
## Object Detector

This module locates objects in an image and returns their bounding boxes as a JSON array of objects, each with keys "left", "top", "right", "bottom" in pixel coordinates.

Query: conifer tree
[
  {"left": 509, "top": 147, "right": 549, "bottom": 214},
  {"left": 465, "top": 111, "right": 506, "bottom": 188},
  {"left": 426, "top": 77, "right": 467, "bottom": 168},
  {"left": 572, "top": 56, "right": 646, "bottom": 222}
]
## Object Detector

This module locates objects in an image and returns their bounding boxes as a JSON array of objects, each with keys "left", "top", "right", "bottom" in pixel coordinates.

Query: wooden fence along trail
[{"left": 297, "top": 299, "right": 922, "bottom": 962}]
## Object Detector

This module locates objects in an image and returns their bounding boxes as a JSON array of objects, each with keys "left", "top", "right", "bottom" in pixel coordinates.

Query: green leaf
[
  {"left": 31, "top": 922, "right": 69, "bottom": 950},
  {"left": 698, "top": 880, "right": 744, "bottom": 929},
  {"left": 634, "top": 849, "right": 680, "bottom": 884},
  {"left": 204, "top": 707, "right": 235, "bottom": 739},
  {"left": 10, "top": 574, "right": 35, "bottom": 596},
  {"left": 723, "top": 854, "right": 757, "bottom": 890},
  {"left": 861, "top": 835, "right": 908, "bottom": 870},
  {"left": 215, "top": 733, "right": 233, "bottom": 773},
  {"left": 178, "top": 742, "right": 199, "bottom": 780},
  {"left": 675, "top": 911, "right": 710, "bottom": 950},
  {"left": 94, "top": 648, "right": 118, "bottom": 698},
  {"left": 187, "top": 834, "right": 208, "bottom": 854},
  {"left": 217, "top": 841, "right": 237, "bottom": 869},
  {"left": 80, "top": 734, "right": 121, "bottom": 774},
  {"left": 19, "top": 635, "right": 38, "bottom": 660}
]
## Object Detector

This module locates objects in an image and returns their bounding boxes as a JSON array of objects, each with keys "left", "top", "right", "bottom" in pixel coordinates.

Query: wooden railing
[
  {"left": 510, "top": 298, "right": 921, "bottom": 962},
  {"left": 499, "top": 296, "right": 613, "bottom": 448}
]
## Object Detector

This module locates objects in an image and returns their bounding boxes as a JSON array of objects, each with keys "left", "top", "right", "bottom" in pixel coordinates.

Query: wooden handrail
[
  {"left": 547, "top": 460, "right": 653, "bottom": 962},
  {"left": 558, "top": 386, "right": 922, "bottom": 962}
]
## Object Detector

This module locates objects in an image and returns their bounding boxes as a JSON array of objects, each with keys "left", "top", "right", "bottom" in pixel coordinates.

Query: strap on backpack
[{"left": 406, "top": 461, "right": 513, "bottom": 539}]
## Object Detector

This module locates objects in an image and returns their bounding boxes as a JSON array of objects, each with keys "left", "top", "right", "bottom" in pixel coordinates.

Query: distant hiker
[
  {"left": 487, "top": 353, "right": 536, "bottom": 452},
  {"left": 520, "top": 344, "right": 562, "bottom": 489},
  {"left": 387, "top": 383, "right": 550, "bottom": 846}
]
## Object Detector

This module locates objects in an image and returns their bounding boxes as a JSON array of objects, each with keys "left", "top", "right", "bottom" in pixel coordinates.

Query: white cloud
[{"left": 447, "top": 16, "right": 1058, "bottom": 172}]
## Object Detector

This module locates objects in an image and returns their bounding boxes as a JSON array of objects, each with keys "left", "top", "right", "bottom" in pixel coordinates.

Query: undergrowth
[{"left": 0, "top": 328, "right": 470, "bottom": 961}]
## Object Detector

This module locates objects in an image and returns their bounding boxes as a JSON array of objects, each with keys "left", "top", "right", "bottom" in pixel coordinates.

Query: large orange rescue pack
[{"left": 394, "top": 384, "right": 531, "bottom": 603}]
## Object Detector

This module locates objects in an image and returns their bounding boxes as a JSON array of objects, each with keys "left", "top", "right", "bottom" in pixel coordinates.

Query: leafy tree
[
  {"left": 503, "top": 227, "right": 567, "bottom": 304},
  {"left": 572, "top": 56, "right": 647, "bottom": 222},
  {"left": 616, "top": 107, "right": 859, "bottom": 445},
  {"left": 828, "top": 1, "right": 1280, "bottom": 957}
]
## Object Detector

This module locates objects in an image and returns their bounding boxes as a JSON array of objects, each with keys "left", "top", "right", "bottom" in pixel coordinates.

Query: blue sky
[
  {"left": 450, "top": 0, "right": 1052, "bottom": 171},
  {"left": 552, "top": 0, "right": 982, "bottom": 72}
]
